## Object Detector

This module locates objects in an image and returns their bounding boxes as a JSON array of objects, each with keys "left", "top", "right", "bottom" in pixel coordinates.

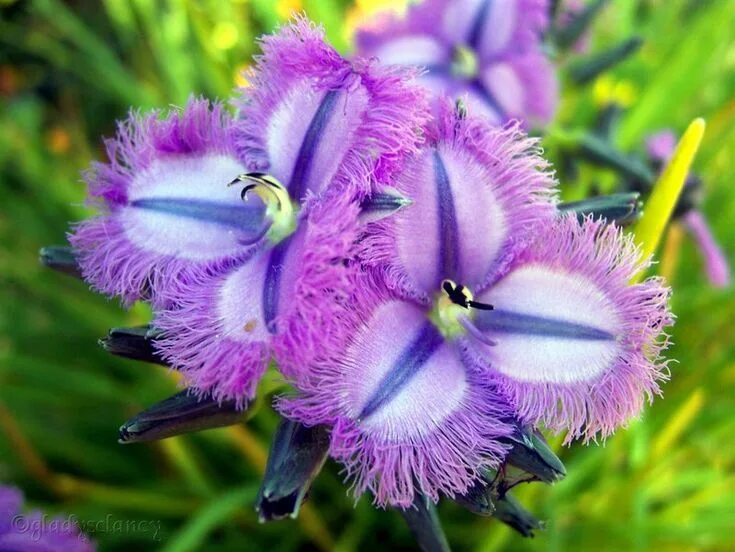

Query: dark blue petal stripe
[
  {"left": 473, "top": 309, "right": 615, "bottom": 340},
  {"left": 287, "top": 89, "right": 339, "bottom": 202},
  {"left": 467, "top": 0, "right": 493, "bottom": 50},
  {"left": 130, "top": 198, "right": 266, "bottom": 233},
  {"left": 259, "top": 90, "right": 340, "bottom": 327},
  {"left": 469, "top": 80, "right": 506, "bottom": 121},
  {"left": 262, "top": 237, "right": 292, "bottom": 333},
  {"left": 358, "top": 323, "right": 445, "bottom": 421},
  {"left": 434, "top": 150, "right": 460, "bottom": 281}
]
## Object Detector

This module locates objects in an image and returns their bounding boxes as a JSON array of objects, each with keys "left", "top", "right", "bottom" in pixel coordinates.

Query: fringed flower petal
[
  {"left": 467, "top": 215, "right": 673, "bottom": 442},
  {"left": 279, "top": 275, "right": 512, "bottom": 508},
  {"left": 479, "top": 52, "right": 559, "bottom": 128},
  {"left": 233, "top": 17, "right": 429, "bottom": 201},
  {"left": 70, "top": 98, "right": 265, "bottom": 306},
  {"left": 361, "top": 100, "right": 557, "bottom": 300}
]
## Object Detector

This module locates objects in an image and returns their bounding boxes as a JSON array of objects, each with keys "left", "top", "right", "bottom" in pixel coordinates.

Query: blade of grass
[{"left": 160, "top": 485, "right": 258, "bottom": 552}]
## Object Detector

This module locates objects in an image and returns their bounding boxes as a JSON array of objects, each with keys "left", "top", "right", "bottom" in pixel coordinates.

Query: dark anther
[
  {"left": 468, "top": 300, "right": 495, "bottom": 311},
  {"left": 228, "top": 172, "right": 285, "bottom": 209},
  {"left": 442, "top": 280, "right": 494, "bottom": 311}
]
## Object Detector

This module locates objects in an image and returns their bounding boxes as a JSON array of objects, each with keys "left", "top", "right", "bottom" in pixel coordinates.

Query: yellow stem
[
  {"left": 632, "top": 118, "right": 705, "bottom": 281},
  {"left": 0, "top": 400, "right": 58, "bottom": 492}
]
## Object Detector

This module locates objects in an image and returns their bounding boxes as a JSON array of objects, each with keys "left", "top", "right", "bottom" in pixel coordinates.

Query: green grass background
[{"left": 1, "top": 1, "right": 734, "bottom": 550}]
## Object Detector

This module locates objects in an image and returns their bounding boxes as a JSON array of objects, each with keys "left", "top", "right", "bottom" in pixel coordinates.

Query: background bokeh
[{"left": 1, "top": 1, "right": 734, "bottom": 550}]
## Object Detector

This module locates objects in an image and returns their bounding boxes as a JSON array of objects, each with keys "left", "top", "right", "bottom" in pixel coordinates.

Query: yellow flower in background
[
  {"left": 212, "top": 21, "right": 239, "bottom": 50},
  {"left": 343, "top": 0, "right": 410, "bottom": 43},
  {"left": 276, "top": 0, "right": 303, "bottom": 20},
  {"left": 593, "top": 74, "right": 638, "bottom": 108},
  {"left": 234, "top": 62, "right": 250, "bottom": 87}
]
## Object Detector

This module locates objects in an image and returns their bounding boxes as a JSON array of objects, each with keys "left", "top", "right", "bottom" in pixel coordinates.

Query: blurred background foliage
[{"left": 1, "top": 0, "right": 734, "bottom": 550}]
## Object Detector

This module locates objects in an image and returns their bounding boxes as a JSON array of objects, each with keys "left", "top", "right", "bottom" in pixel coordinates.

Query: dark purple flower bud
[
  {"left": 119, "top": 390, "right": 243, "bottom": 444},
  {"left": 39, "top": 245, "right": 82, "bottom": 278},
  {"left": 358, "top": 188, "right": 413, "bottom": 224},
  {"left": 493, "top": 493, "right": 544, "bottom": 538},
  {"left": 503, "top": 426, "right": 566, "bottom": 484},
  {"left": 397, "top": 494, "right": 451, "bottom": 552},
  {"left": 99, "top": 326, "right": 166, "bottom": 366},
  {"left": 256, "top": 419, "right": 329, "bottom": 522},
  {"left": 452, "top": 477, "right": 495, "bottom": 516}
]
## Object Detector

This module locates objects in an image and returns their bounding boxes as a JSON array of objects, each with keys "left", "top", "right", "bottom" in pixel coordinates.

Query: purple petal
[
  {"left": 683, "top": 210, "right": 731, "bottom": 288},
  {"left": 443, "top": 0, "right": 517, "bottom": 55},
  {"left": 467, "top": 215, "right": 674, "bottom": 442},
  {"left": 233, "top": 17, "right": 429, "bottom": 200},
  {"left": 153, "top": 248, "right": 273, "bottom": 405},
  {"left": 69, "top": 98, "right": 265, "bottom": 307},
  {"left": 480, "top": 62, "right": 525, "bottom": 116},
  {"left": 0, "top": 486, "right": 95, "bottom": 551},
  {"left": 646, "top": 130, "right": 677, "bottom": 163},
  {"left": 361, "top": 100, "right": 557, "bottom": 300},
  {"left": 369, "top": 35, "right": 449, "bottom": 68},
  {"left": 279, "top": 275, "right": 512, "bottom": 508},
  {"left": 479, "top": 52, "right": 558, "bottom": 127},
  {"left": 0, "top": 486, "right": 22, "bottom": 535}
]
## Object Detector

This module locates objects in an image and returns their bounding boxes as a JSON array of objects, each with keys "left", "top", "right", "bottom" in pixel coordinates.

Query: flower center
[
  {"left": 451, "top": 45, "right": 479, "bottom": 79},
  {"left": 229, "top": 173, "right": 299, "bottom": 245},
  {"left": 431, "top": 279, "right": 494, "bottom": 340}
]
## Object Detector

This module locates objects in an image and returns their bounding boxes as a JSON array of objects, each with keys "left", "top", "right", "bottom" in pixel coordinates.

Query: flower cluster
[
  {"left": 44, "top": 10, "right": 676, "bottom": 550},
  {"left": 280, "top": 99, "right": 672, "bottom": 507},
  {"left": 356, "top": 0, "right": 558, "bottom": 127},
  {"left": 70, "top": 19, "right": 428, "bottom": 405}
]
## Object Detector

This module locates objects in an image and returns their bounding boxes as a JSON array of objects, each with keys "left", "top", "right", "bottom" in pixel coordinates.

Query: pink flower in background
[
  {"left": 0, "top": 485, "right": 95, "bottom": 552},
  {"left": 646, "top": 130, "right": 730, "bottom": 288}
]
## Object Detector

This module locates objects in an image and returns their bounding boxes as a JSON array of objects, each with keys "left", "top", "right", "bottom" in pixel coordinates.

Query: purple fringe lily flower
[
  {"left": 279, "top": 101, "right": 672, "bottom": 508},
  {"left": 0, "top": 485, "right": 95, "bottom": 552},
  {"left": 70, "top": 19, "right": 428, "bottom": 404},
  {"left": 45, "top": 14, "right": 678, "bottom": 548},
  {"left": 356, "top": 0, "right": 558, "bottom": 127},
  {"left": 646, "top": 130, "right": 730, "bottom": 288}
]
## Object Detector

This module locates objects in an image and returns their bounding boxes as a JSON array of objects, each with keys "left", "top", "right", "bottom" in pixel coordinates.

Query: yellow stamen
[
  {"left": 230, "top": 173, "right": 298, "bottom": 245},
  {"left": 451, "top": 45, "right": 479, "bottom": 79},
  {"left": 430, "top": 279, "right": 473, "bottom": 339}
]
